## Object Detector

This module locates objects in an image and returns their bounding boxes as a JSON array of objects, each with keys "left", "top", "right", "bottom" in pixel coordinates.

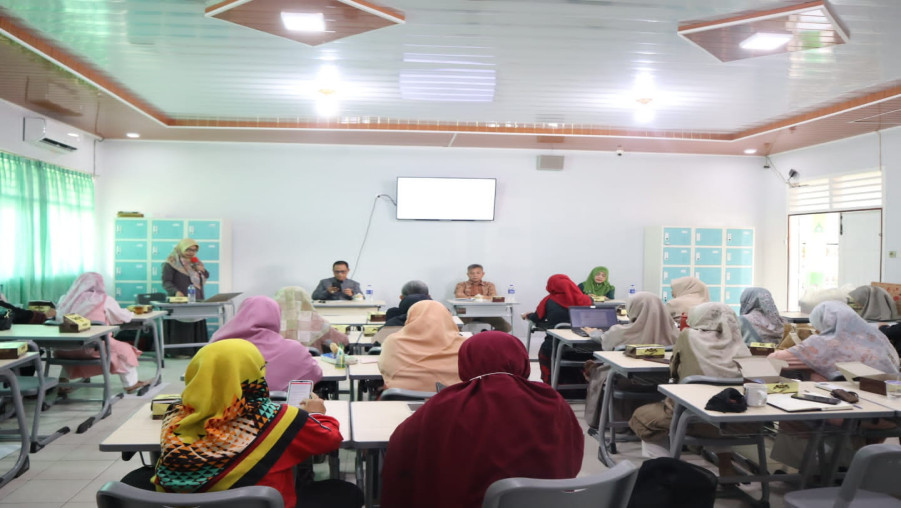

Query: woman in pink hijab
[
  {"left": 211, "top": 296, "right": 322, "bottom": 391},
  {"left": 55, "top": 272, "right": 148, "bottom": 393}
]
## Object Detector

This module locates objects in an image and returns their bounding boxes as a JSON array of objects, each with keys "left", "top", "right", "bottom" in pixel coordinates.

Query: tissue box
[
  {"left": 167, "top": 296, "right": 189, "bottom": 304},
  {"left": 59, "top": 314, "right": 90, "bottom": 333},
  {"left": 743, "top": 376, "right": 800, "bottom": 394},
  {"left": 859, "top": 374, "right": 901, "bottom": 396},
  {"left": 151, "top": 394, "right": 181, "bottom": 419},
  {"left": 748, "top": 342, "right": 777, "bottom": 356},
  {"left": 737, "top": 357, "right": 799, "bottom": 394},
  {"left": 0, "top": 342, "right": 27, "bottom": 359},
  {"left": 369, "top": 312, "right": 386, "bottom": 323},
  {"left": 624, "top": 344, "right": 665, "bottom": 358}
]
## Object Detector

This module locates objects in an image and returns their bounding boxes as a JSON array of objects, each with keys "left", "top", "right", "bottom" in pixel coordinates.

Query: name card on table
[{"left": 59, "top": 314, "right": 90, "bottom": 333}]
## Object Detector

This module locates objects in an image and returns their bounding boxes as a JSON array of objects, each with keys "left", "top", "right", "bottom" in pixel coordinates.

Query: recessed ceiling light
[
  {"left": 281, "top": 12, "right": 325, "bottom": 32},
  {"left": 740, "top": 32, "right": 793, "bottom": 51},
  {"left": 744, "top": 148, "right": 758, "bottom": 154},
  {"left": 126, "top": 132, "right": 140, "bottom": 139},
  {"left": 67, "top": 132, "right": 80, "bottom": 138}
]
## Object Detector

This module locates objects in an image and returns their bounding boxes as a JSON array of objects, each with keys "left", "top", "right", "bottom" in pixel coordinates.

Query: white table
[
  {"left": 447, "top": 298, "right": 518, "bottom": 326},
  {"left": 100, "top": 400, "right": 350, "bottom": 477},
  {"left": 591, "top": 350, "right": 672, "bottom": 466},
  {"left": 781, "top": 311, "right": 810, "bottom": 323},
  {"left": 350, "top": 401, "right": 417, "bottom": 507},
  {"left": 659, "top": 381, "right": 896, "bottom": 498},
  {"left": 153, "top": 301, "right": 236, "bottom": 350},
  {"left": 314, "top": 300, "right": 384, "bottom": 316},
  {"left": 0, "top": 324, "right": 122, "bottom": 434},
  {"left": 544, "top": 328, "right": 603, "bottom": 390},
  {"left": 347, "top": 360, "right": 383, "bottom": 401}
]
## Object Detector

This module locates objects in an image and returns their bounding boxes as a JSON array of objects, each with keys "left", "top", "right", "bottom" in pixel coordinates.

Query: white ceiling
[{"left": 1, "top": 0, "right": 901, "bottom": 154}]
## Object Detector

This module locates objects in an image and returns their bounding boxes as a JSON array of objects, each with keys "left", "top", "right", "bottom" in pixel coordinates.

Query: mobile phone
[
  {"left": 791, "top": 392, "right": 840, "bottom": 405},
  {"left": 286, "top": 380, "right": 314, "bottom": 407}
]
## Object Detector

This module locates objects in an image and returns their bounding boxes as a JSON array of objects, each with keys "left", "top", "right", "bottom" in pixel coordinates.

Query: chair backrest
[
  {"left": 481, "top": 460, "right": 638, "bottom": 508},
  {"left": 136, "top": 292, "right": 166, "bottom": 305},
  {"left": 306, "top": 346, "right": 321, "bottom": 357},
  {"left": 380, "top": 387, "right": 436, "bottom": 401},
  {"left": 835, "top": 443, "right": 901, "bottom": 508},
  {"left": 96, "top": 481, "right": 285, "bottom": 508},
  {"left": 679, "top": 375, "right": 744, "bottom": 385}
]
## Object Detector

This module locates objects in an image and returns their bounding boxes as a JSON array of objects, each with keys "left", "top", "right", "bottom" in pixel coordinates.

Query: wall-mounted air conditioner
[{"left": 23, "top": 117, "right": 80, "bottom": 153}]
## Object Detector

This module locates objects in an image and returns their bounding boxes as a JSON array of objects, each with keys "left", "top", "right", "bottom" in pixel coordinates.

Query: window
[
  {"left": 788, "top": 170, "right": 882, "bottom": 214},
  {"left": 0, "top": 151, "right": 95, "bottom": 304}
]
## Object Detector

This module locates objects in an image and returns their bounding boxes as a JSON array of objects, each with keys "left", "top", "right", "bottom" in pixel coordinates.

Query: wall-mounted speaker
[{"left": 537, "top": 155, "right": 565, "bottom": 171}]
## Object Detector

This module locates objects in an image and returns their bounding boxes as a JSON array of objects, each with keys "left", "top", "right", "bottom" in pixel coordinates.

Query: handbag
[{"left": 0, "top": 308, "right": 12, "bottom": 331}]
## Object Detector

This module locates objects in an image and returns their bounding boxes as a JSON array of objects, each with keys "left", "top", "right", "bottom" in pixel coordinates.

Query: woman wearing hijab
[
  {"left": 665, "top": 276, "right": 710, "bottom": 323},
  {"left": 151, "top": 339, "right": 362, "bottom": 508},
  {"left": 579, "top": 266, "right": 616, "bottom": 300},
  {"left": 54, "top": 272, "right": 148, "bottom": 393},
  {"left": 381, "top": 331, "right": 583, "bottom": 508},
  {"left": 769, "top": 300, "right": 899, "bottom": 381},
  {"left": 378, "top": 300, "right": 465, "bottom": 392},
  {"left": 522, "top": 274, "right": 593, "bottom": 384},
  {"left": 210, "top": 296, "right": 322, "bottom": 392},
  {"left": 274, "top": 286, "right": 348, "bottom": 351},
  {"left": 160, "top": 238, "right": 210, "bottom": 352},
  {"left": 848, "top": 285, "right": 899, "bottom": 321},
  {"left": 629, "top": 303, "right": 751, "bottom": 476},
  {"left": 739, "top": 287, "right": 785, "bottom": 345},
  {"left": 583, "top": 292, "right": 678, "bottom": 429}
]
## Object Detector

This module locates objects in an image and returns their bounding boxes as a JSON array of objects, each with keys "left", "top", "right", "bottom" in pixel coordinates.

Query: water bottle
[
  {"left": 365, "top": 284, "right": 373, "bottom": 302},
  {"left": 628, "top": 284, "right": 636, "bottom": 300},
  {"left": 507, "top": 284, "right": 516, "bottom": 302},
  {"left": 187, "top": 284, "right": 196, "bottom": 303}
]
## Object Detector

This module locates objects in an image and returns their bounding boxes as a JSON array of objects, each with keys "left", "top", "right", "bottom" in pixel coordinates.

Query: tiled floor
[{"left": 0, "top": 341, "right": 892, "bottom": 507}]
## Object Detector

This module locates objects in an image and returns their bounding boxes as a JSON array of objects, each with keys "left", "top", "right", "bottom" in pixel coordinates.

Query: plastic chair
[
  {"left": 481, "top": 460, "right": 638, "bottom": 508},
  {"left": 783, "top": 443, "right": 901, "bottom": 508},
  {"left": 96, "top": 481, "right": 285, "bottom": 508},
  {"left": 379, "top": 388, "right": 436, "bottom": 401}
]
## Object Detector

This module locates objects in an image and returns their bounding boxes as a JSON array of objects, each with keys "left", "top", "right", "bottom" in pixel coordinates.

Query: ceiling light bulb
[
  {"left": 281, "top": 12, "right": 325, "bottom": 32},
  {"left": 740, "top": 32, "right": 792, "bottom": 50},
  {"left": 126, "top": 132, "right": 140, "bottom": 139},
  {"left": 744, "top": 148, "right": 758, "bottom": 154}
]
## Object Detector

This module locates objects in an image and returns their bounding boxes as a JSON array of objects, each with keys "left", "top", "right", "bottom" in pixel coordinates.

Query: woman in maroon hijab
[
  {"left": 381, "top": 331, "right": 583, "bottom": 508},
  {"left": 523, "top": 274, "right": 593, "bottom": 384}
]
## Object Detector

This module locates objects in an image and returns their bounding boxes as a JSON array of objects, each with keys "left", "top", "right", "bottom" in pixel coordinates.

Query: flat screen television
[{"left": 396, "top": 177, "right": 496, "bottom": 221}]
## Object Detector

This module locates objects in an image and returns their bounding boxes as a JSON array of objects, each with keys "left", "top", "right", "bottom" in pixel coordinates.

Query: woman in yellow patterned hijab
[{"left": 153, "top": 339, "right": 356, "bottom": 508}]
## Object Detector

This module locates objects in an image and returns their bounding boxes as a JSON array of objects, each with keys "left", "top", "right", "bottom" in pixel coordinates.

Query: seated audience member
[
  {"left": 148, "top": 339, "right": 362, "bottom": 508},
  {"left": 848, "top": 285, "right": 899, "bottom": 321},
  {"left": 453, "top": 263, "right": 511, "bottom": 332},
  {"left": 0, "top": 299, "right": 56, "bottom": 324},
  {"left": 739, "top": 287, "right": 785, "bottom": 345},
  {"left": 275, "top": 286, "right": 348, "bottom": 351},
  {"left": 584, "top": 291, "right": 678, "bottom": 429},
  {"left": 578, "top": 266, "right": 616, "bottom": 300},
  {"left": 798, "top": 286, "right": 851, "bottom": 314},
  {"left": 523, "top": 274, "right": 593, "bottom": 385},
  {"left": 879, "top": 322, "right": 901, "bottom": 357},
  {"left": 769, "top": 300, "right": 899, "bottom": 381},
  {"left": 211, "top": 296, "right": 322, "bottom": 392},
  {"left": 665, "top": 276, "right": 710, "bottom": 324},
  {"left": 381, "top": 331, "right": 583, "bottom": 508},
  {"left": 54, "top": 272, "right": 149, "bottom": 393},
  {"left": 385, "top": 280, "right": 431, "bottom": 327},
  {"left": 379, "top": 300, "right": 465, "bottom": 392},
  {"left": 630, "top": 303, "right": 751, "bottom": 476},
  {"left": 311, "top": 260, "right": 361, "bottom": 301}
]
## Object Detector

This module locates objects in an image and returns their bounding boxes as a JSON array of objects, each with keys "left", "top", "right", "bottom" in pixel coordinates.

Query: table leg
[
  {"left": 550, "top": 337, "right": 560, "bottom": 389},
  {"left": 797, "top": 421, "right": 826, "bottom": 489},
  {"left": 146, "top": 318, "right": 163, "bottom": 387},
  {"left": 26, "top": 344, "right": 68, "bottom": 452},
  {"left": 0, "top": 371, "right": 30, "bottom": 487},
  {"left": 76, "top": 335, "right": 122, "bottom": 433},
  {"left": 597, "top": 371, "right": 617, "bottom": 466},
  {"left": 669, "top": 403, "right": 688, "bottom": 459}
]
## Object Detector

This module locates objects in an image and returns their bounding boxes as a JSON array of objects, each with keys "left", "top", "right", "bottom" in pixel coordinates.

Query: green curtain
[{"left": 0, "top": 151, "right": 95, "bottom": 305}]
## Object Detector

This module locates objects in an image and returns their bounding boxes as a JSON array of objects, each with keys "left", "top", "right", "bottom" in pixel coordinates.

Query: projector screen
[{"left": 396, "top": 177, "right": 496, "bottom": 221}]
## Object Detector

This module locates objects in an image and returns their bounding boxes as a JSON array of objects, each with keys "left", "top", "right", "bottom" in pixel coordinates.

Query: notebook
[
  {"left": 766, "top": 393, "right": 853, "bottom": 412},
  {"left": 568, "top": 306, "right": 620, "bottom": 336},
  {"left": 201, "top": 292, "right": 242, "bottom": 303}
]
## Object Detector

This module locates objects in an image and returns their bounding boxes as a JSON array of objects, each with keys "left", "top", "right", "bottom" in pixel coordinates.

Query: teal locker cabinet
[
  {"left": 645, "top": 226, "right": 754, "bottom": 309},
  {"left": 113, "top": 218, "right": 231, "bottom": 309}
]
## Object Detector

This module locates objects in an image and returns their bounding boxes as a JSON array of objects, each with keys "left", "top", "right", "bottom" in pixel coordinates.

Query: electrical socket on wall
[{"left": 890, "top": 251, "right": 897, "bottom": 259}]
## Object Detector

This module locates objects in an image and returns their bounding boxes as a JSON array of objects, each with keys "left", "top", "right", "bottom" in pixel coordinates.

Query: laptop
[
  {"left": 202, "top": 292, "right": 243, "bottom": 303},
  {"left": 568, "top": 306, "right": 619, "bottom": 337}
]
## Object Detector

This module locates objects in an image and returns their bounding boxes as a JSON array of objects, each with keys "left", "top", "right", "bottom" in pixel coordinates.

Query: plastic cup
[
  {"left": 743, "top": 382, "right": 768, "bottom": 407},
  {"left": 885, "top": 380, "right": 901, "bottom": 400}
]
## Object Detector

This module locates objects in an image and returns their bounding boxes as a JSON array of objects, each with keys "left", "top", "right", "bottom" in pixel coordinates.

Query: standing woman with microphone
[{"left": 161, "top": 238, "right": 210, "bottom": 356}]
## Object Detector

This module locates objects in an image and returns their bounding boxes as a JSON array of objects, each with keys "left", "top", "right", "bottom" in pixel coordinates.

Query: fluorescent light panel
[
  {"left": 281, "top": 12, "right": 325, "bottom": 32},
  {"left": 740, "top": 32, "right": 792, "bottom": 50}
]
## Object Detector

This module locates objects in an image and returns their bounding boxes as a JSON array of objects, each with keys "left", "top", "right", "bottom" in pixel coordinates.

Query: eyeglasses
[{"left": 333, "top": 270, "right": 348, "bottom": 274}]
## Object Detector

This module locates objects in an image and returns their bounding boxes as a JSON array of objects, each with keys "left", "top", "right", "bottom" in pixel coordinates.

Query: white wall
[
  {"left": 96, "top": 140, "right": 768, "bottom": 335},
  {"left": 0, "top": 99, "right": 97, "bottom": 174}
]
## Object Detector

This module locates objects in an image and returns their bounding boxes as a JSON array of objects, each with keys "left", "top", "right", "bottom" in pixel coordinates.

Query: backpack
[{"left": 627, "top": 457, "right": 718, "bottom": 508}]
